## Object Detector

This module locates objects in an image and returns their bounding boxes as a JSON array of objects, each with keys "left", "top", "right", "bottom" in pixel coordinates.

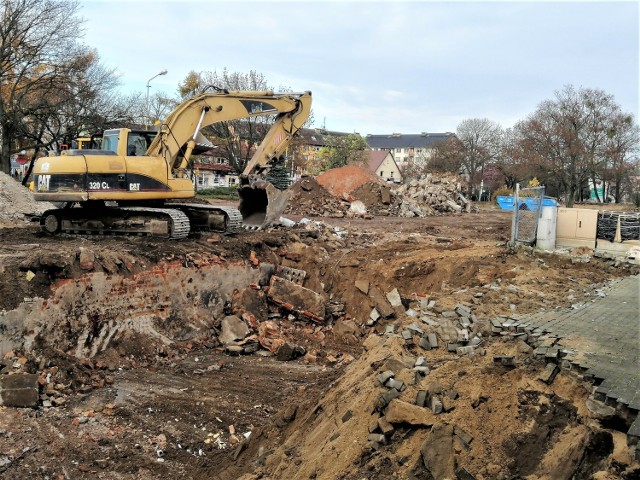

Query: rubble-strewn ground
[{"left": 0, "top": 182, "right": 639, "bottom": 478}]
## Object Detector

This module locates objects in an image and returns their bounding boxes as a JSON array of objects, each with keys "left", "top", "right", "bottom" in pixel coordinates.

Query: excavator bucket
[{"left": 238, "top": 179, "right": 292, "bottom": 229}]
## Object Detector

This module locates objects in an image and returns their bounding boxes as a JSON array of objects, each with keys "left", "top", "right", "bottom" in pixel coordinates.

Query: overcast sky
[{"left": 80, "top": 1, "right": 638, "bottom": 135}]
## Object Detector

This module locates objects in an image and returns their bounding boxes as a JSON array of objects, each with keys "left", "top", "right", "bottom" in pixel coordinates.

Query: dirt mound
[
  {"left": 0, "top": 211, "right": 638, "bottom": 479},
  {"left": 316, "top": 164, "right": 384, "bottom": 197},
  {"left": 284, "top": 176, "right": 347, "bottom": 217},
  {"left": 0, "top": 172, "right": 55, "bottom": 226}
]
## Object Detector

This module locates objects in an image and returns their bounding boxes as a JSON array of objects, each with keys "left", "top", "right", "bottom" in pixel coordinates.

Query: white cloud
[{"left": 80, "top": 0, "right": 639, "bottom": 133}]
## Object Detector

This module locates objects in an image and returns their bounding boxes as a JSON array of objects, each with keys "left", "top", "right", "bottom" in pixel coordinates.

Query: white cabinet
[{"left": 556, "top": 208, "right": 598, "bottom": 248}]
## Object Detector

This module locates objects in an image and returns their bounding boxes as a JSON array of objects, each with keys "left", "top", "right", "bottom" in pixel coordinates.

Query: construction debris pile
[
  {"left": 284, "top": 177, "right": 348, "bottom": 217},
  {"left": 0, "top": 172, "right": 55, "bottom": 226},
  {"left": 285, "top": 167, "right": 473, "bottom": 219},
  {"left": 390, "top": 174, "right": 472, "bottom": 217}
]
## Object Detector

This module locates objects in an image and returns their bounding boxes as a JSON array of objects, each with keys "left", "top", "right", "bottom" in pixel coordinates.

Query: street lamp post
[{"left": 146, "top": 69, "right": 168, "bottom": 130}]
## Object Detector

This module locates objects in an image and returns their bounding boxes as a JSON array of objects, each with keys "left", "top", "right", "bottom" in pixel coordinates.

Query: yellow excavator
[{"left": 30, "top": 89, "right": 312, "bottom": 239}]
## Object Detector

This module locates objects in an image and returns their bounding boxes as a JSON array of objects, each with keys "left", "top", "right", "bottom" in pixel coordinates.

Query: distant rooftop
[
  {"left": 298, "top": 128, "right": 354, "bottom": 146},
  {"left": 365, "top": 132, "right": 455, "bottom": 149}
]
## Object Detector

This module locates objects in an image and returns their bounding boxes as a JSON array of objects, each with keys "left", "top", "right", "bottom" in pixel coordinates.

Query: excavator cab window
[
  {"left": 102, "top": 131, "right": 120, "bottom": 153},
  {"left": 127, "top": 131, "right": 158, "bottom": 156}
]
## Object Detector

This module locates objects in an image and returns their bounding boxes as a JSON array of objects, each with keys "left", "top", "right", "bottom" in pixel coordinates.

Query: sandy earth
[{"left": 0, "top": 173, "right": 638, "bottom": 479}]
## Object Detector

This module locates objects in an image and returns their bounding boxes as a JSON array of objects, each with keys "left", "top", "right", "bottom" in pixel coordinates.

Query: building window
[
  {"left": 197, "top": 174, "right": 208, "bottom": 187},
  {"left": 380, "top": 171, "right": 384, "bottom": 177}
]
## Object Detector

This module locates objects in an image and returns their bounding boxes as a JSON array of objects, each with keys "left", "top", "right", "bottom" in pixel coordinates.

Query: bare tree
[
  {"left": 176, "top": 68, "right": 313, "bottom": 174},
  {"left": 0, "top": 0, "right": 122, "bottom": 174},
  {"left": 493, "top": 127, "right": 533, "bottom": 190},
  {"left": 601, "top": 113, "right": 640, "bottom": 202},
  {"left": 517, "top": 85, "right": 638, "bottom": 207},
  {"left": 433, "top": 135, "right": 464, "bottom": 171},
  {"left": 148, "top": 93, "right": 176, "bottom": 128},
  {"left": 454, "top": 119, "right": 503, "bottom": 197}
]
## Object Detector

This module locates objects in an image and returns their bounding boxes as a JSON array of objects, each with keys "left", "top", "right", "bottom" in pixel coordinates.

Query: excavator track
[
  {"left": 168, "top": 204, "right": 244, "bottom": 234},
  {"left": 40, "top": 206, "right": 191, "bottom": 239}
]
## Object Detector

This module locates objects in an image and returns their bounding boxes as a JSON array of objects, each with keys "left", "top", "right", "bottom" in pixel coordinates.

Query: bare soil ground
[{"left": 0, "top": 204, "right": 638, "bottom": 479}]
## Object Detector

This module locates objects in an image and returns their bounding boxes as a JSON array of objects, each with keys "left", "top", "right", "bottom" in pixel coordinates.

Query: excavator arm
[
  {"left": 147, "top": 90, "right": 312, "bottom": 176},
  {"left": 145, "top": 89, "right": 311, "bottom": 228}
]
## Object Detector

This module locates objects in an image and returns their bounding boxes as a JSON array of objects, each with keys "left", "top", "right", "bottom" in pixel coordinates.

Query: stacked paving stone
[
  {"left": 265, "top": 163, "right": 293, "bottom": 190},
  {"left": 364, "top": 287, "right": 486, "bottom": 357},
  {"left": 390, "top": 174, "right": 471, "bottom": 217}
]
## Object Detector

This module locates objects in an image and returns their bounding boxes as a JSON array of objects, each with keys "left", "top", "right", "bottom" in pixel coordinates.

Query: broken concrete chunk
[
  {"left": 493, "top": 356, "right": 516, "bottom": 367},
  {"left": 219, "top": 315, "right": 250, "bottom": 345},
  {"left": 538, "top": 363, "right": 559, "bottom": 385},
  {"left": 258, "top": 263, "right": 277, "bottom": 286},
  {"left": 275, "top": 342, "right": 306, "bottom": 361},
  {"left": 368, "top": 287, "right": 395, "bottom": 319},
  {"left": 386, "top": 378, "right": 406, "bottom": 392},
  {"left": 430, "top": 396, "right": 443, "bottom": 414},
  {"left": 454, "top": 425, "right": 474, "bottom": 447},
  {"left": 415, "top": 356, "right": 427, "bottom": 367},
  {"left": 0, "top": 374, "right": 39, "bottom": 407},
  {"left": 420, "top": 423, "right": 455, "bottom": 479},
  {"left": 377, "top": 416, "right": 395, "bottom": 436},
  {"left": 378, "top": 388, "right": 401, "bottom": 408},
  {"left": 386, "top": 288, "right": 403, "bottom": 308},
  {"left": 427, "top": 333, "right": 438, "bottom": 349},
  {"left": 456, "top": 329, "right": 469, "bottom": 343},
  {"left": 415, "top": 390, "right": 428, "bottom": 407},
  {"left": 455, "top": 304, "right": 472, "bottom": 316},
  {"left": 368, "top": 433, "right": 386, "bottom": 444},
  {"left": 268, "top": 276, "right": 326, "bottom": 321},
  {"left": 456, "top": 346, "right": 475, "bottom": 355},
  {"left": 406, "top": 322, "right": 424, "bottom": 335},
  {"left": 377, "top": 371, "right": 395, "bottom": 386},
  {"left": 385, "top": 399, "right": 436, "bottom": 427},
  {"left": 355, "top": 279, "right": 370, "bottom": 295},
  {"left": 341, "top": 410, "right": 353, "bottom": 423},
  {"left": 418, "top": 337, "right": 431, "bottom": 350}
]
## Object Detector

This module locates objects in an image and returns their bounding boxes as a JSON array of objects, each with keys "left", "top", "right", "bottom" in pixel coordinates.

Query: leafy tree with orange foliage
[{"left": 0, "top": 0, "right": 128, "bottom": 175}]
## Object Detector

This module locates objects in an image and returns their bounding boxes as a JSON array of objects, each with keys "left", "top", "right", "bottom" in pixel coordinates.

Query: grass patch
[{"left": 196, "top": 186, "right": 239, "bottom": 200}]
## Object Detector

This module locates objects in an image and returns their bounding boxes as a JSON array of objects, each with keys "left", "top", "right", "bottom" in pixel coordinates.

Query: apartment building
[{"left": 365, "top": 132, "right": 456, "bottom": 169}]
